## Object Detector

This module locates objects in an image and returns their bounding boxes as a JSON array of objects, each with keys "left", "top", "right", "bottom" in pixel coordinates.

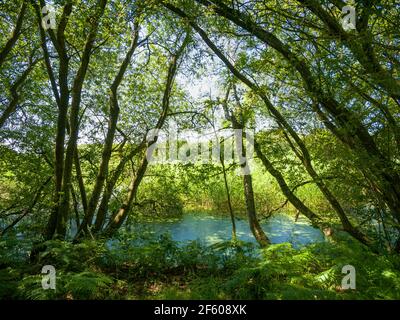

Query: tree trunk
[
  {"left": 103, "top": 156, "right": 149, "bottom": 236},
  {"left": 253, "top": 139, "right": 322, "bottom": 227},
  {"left": 55, "top": 0, "right": 107, "bottom": 238},
  {"left": 74, "top": 150, "right": 88, "bottom": 216},
  {"left": 0, "top": 61, "right": 36, "bottom": 128},
  {"left": 0, "top": 1, "right": 27, "bottom": 68},
  {"left": 1, "top": 176, "right": 51, "bottom": 236},
  {"left": 93, "top": 140, "right": 146, "bottom": 233},
  {"left": 220, "top": 138, "right": 237, "bottom": 241},
  {"left": 101, "top": 34, "right": 190, "bottom": 237},
  {"left": 189, "top": 0, "right": 400, "bottom": 235},
  {"left": 222, "top": 92, "right": 270, "bottom": 247},
  {"left": 77, "top": 24, "right": 140, "bottom": 236}
]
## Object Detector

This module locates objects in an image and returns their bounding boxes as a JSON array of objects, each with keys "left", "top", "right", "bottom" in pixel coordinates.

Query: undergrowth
[{"left": 0, "top": 232, "right": 399, "bottom": 300}]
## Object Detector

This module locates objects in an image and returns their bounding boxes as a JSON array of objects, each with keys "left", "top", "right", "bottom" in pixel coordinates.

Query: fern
[{"left": 63, "top": 271, "right": 113, "bottom": 299}]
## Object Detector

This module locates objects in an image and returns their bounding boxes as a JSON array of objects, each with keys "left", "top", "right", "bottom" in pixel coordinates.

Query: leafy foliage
[{"left": 1, "top": 233, "right": 400, "bottom": 300}]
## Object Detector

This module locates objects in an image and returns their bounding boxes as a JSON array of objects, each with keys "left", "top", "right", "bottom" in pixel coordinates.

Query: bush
[{"left": 1, "top": 232, "right": 400, "bottom": 300}]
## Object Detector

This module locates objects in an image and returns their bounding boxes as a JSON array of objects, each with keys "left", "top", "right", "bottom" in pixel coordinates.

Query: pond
[{"left": 129, "top": 213, "right": 325, "bottom": 248}]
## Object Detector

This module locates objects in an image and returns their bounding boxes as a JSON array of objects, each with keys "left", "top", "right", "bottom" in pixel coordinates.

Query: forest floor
[{"left": 1, "top": 229, "right": 400, "bottom": 300}]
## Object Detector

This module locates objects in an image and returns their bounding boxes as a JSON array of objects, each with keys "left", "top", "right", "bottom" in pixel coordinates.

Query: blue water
[{"left": 130, "top": 213, "right": 325, "bottom": 248}]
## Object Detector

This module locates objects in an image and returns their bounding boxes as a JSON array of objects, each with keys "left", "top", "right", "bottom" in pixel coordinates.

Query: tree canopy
[{"left": 1, "top": 0, "right": 400, "bottom": 301}]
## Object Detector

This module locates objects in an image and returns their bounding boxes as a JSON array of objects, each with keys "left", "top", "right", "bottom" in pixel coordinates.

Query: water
[{"left": 130, "top": 213, "right": 325, "bottom": 248}]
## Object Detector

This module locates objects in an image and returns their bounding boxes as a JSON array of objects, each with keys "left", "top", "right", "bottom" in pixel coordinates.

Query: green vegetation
[
  {"left": 1, "top": 0, "right": 400, "bottom": 300},
  {"left": 1, "top": 233, "right": 400, "bottom": 300}
]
